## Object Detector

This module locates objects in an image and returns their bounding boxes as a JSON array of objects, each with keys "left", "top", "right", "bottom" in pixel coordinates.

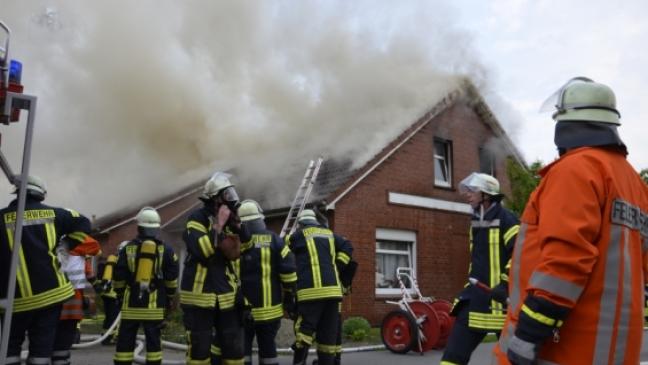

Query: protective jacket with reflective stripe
[
  {"left": 240, "top": 224, "right": 296, "bottom": 322},
  {"left": 0, "top": 198, "right": 92, "bottom": 312},
  {"left": 286, "top": 222, "right": 353, "bottom": 302},
  {"left": 454, "top": 202, "right": 519, "bottom": 331},
  {"left": 179, "top": 205, "right": 239, "bottom": 310},
  {"left": 114, "top": 238, "right": 179, "bottom": 321},
  {"left": 494, "top": 147, "right": 648, "bottom": 365}
]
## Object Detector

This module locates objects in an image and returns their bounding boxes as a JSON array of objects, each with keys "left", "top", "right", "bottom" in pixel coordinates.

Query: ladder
[
  {"left": 0, "top": 21, "right": 39, "bottom": 364},
  {"left": 279, "top": 156, "right": 324, "bottom": 238}
]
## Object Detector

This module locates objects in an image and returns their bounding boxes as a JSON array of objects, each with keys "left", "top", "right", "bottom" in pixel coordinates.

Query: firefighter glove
[
  {"left": 491, "top": 280, "right": 509, "bottom": 304},
  {"left": 506, "top": 334, "right": 538, "bottom": 365}
]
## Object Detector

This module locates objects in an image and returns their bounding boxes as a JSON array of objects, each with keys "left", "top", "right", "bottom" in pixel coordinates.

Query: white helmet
[
  {"left": 297, "top": 209, "right": 318, "bottom": 224},
  {"left": 13, "top": 175, "right": 47, "bottom": 199},
  {"left": 136, "top": 207, "right": 161, "bottom": 228},
  {"left": 201, "top": 172, "right": 237, "bottom": 201},
  {"left": 459, "top": 172, "right": 500, "bottom": 196},
  {"left": 540, "top": 77, "right": 620, "bottom": 125},
  {"left": 237, "top": 199, "right": 264, "bottom": 222}
]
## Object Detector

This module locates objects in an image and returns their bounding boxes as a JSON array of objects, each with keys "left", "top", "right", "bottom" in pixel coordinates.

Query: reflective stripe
[
  {"left": 146, "top": 351, "right": 163, "bottom": 361},
  {"left": 468, "top": 311, "right": 506, "bottom": 330},
  {"left": 297, "top": 286, "right": 342, "bottom": 301},
  {"left": 199, "top": 235, "right": 215, "bottom": 257},
  {"left": 251, "top": 303, "right": 284, "bottom": 321},
  {"left": 5, "top": 356, "right": 21, "bottom": 365},
  {"left": 193, "top": 264, "right": 207, "bottom": 293},
  {"left": 179, "top": 290, "right": 217, "bottom": 307},
  {"left": 317, "top": 343, "right": 338, "bottom": 354},
  {"left": 509, "top": 224, "right": 528, "bottom": 311},
  {"left": 471, "top": 219, "right": 501, "bottom": 228},
  {"left": 218, "top": 291, "right": 237, "bottom": 309},
  {"left": 114, "top": 352, "right": 135, "bottom": 361},
  {"left": 306, "top": 237, "right": 322, "bottom": 288},
  {"left": 187, "top": 220, "right": 208, "bottom": 233},
  {"left": 529, "top": 271, "right": 584, "bottom": 302},
  {"left": 336, "top": 251, "right": 350, "bottom": 265},
  {"left": 280, "top": 272, "right": 297, "bottom": 283},
  {"left": 261, "top": 246, "right": 272, "bottom": 308},
  {"left": 489, "top": 227, "right": 503, "bottom": 313},
  {"left": 165, "top": 279, "right": 178, "bottom": 288},
  {"left": 13, "top": 283, "right": 74, "bottom": 312},
  {"left": 613, "top": 227, "right": 632, "bottom": 365},
  {"left": 504, "top": 225, "right": 520, "bottom": 245},
  {"left": 280, "top": 245, "right": 291, "bottom": 258},
  {"left": 67, "top": 231, "right": 88, "bottom": 242},
  {"left": 52, "top": 350, "right": 70, "bottom": 357},
  {"left": 521, "top": 304, "right": 562, "bottom": 327},
  {"left": 6, "top": 228, "right": 32, "bottom": 298},
  {"left": 211, "top": 344, "right": 222, "bottom": 355},
  {"left": 225, "top": 356, "right": 245, "bottom": 365},
  {"left": 27, "top": 357, "right": 51, "bottom": 364},
  {"left": 593, "top": 225, "right": 622, "bottom": 365}
]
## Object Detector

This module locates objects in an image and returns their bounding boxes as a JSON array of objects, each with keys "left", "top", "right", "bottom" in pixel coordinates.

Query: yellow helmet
[{"left": 237, "top": 199, "right": 264, "bottom": 222}]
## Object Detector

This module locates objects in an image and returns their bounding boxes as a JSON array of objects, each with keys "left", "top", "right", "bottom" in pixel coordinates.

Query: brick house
[{"left": 93, "top": 81, "right": 525, "bottom": 325}]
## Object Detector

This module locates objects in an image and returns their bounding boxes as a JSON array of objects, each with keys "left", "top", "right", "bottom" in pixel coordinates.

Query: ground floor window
[{"left": 375, "top": 228, "right": 416, "bottom": 295}]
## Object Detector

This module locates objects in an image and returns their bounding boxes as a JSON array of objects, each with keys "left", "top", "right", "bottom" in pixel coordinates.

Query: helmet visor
[
  {"left": 539, "top": 77, "right": 594, "bottom": 113},
  {"left": 458, "top": 173, "right": 481, "bottom": 194},
  {"left": 220, "top": 186, "right": 239, "bottom": 203}
]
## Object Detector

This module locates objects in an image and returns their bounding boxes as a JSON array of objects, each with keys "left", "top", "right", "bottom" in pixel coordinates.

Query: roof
[{"left": 96, "top": 79, "right": 525, "bottom": 231}]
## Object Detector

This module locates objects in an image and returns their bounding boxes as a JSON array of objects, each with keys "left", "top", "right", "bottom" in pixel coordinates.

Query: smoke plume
[{"left": 0, "top": 1, "right": 502, "bottom": 217}]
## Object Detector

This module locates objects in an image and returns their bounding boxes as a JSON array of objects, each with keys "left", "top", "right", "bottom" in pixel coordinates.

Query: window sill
[{"left": 434, "top": 183, "right": 455, "bottom": 191}]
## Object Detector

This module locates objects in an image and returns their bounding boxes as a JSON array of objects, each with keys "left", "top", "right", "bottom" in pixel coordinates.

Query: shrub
[{"left": 342, "top": 316, "right": 371, "bottom": 341}]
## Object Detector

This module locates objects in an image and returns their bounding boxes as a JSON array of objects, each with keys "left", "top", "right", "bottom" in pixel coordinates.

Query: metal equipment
[
  {"left": 279, "top": 156, "right": 323, "bottom": 238},
  {"left": 0, "top": 20, "right": 40, "bottom": 364},
  {"left": 380, "top": 267, "right": 454, "bottom": 354}
]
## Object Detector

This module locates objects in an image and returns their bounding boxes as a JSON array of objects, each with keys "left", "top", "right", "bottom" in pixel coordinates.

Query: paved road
[{"left": 69, "top": 337, "right": 648, "bottom": 364}]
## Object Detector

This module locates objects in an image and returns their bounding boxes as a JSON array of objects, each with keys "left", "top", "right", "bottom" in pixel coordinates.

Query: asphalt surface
[{"left": 68, "top": 337, "right": 648, "bottom": 365}]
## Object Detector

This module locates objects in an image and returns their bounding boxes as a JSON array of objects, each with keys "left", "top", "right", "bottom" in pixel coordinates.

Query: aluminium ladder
[
  {"left": 0, "top": 21, "right": 39, "bottom": 364},
  {"left": 279, "top": 157, "right": 324, "bottom": 238}
]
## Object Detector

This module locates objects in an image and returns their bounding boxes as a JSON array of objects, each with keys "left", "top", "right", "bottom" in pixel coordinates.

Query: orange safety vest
[{"left": 494, "top": 147, "right": 648, "bottom": 365}]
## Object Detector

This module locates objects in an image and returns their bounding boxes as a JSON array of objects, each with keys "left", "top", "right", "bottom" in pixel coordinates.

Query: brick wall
[{"left": 331, "top": 101, "right": 516, "bottom": 325}]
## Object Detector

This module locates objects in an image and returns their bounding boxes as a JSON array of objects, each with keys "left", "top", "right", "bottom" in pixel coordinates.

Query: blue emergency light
[{"left": 9, "top": 59, "right": 21, "bottom": 83}]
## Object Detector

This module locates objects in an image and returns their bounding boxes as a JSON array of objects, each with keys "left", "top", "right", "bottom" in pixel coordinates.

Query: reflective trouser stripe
[
  {"left": 27, "top": 357, "right": 51, "bottom": 364},
  {"left": 222, "top": 359, "right": 244, "bottom": 365},
  {"left": 529, "top": 271, "right": 584, "bottom": 302},
  {"left": 613, "top": 227, "right": 632, "bottom": 365},
  {"left": 6, "top": 356, "right": 21, "bottom": 365}
]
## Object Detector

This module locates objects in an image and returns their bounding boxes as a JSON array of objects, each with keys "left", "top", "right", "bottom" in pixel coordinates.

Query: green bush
[{"left": 342, "top": 317, "right": 371, "bottom": 341}]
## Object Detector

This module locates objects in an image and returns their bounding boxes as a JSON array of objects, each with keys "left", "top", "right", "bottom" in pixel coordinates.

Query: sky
[{"left": 0, "top": 0, "right": 646, "bottom": 218}]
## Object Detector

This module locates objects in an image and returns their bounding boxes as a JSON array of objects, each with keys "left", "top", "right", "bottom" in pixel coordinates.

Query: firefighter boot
[{"left": 292, "top": 344, "right": 309, "bottom": 365}]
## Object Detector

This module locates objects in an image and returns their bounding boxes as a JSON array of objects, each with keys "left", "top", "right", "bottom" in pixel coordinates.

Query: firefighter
[
  {"left": 113, "top": 207, "right": 179, "bottom": 365},
  {"left": 286, "top": 209, "right": 353, "bottom": 365},
  {"left": 0, "top": 175, "right": 94, "bottom": 365},
  {"left": 236, "top": 200, "right": 297, "bottom": 365},
  {"left": 93, "top": 253, "right": 121, "bottom": 345},
  {"left": 492, "top": 77, "right": 648, "bottom": 365},
  {"left": 52, "top": 235, "right": 102, "bottom": 365},
  {"left": 440, "top": 172, "right": 520, "bottom": 365},
  {"left": 180, "top": 172, "right": 245, "bottom": 365}
]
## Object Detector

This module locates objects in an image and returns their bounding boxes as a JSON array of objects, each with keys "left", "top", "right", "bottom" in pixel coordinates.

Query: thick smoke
[{"left": 0, "top": 1, "right": 495, "bottom": 217}]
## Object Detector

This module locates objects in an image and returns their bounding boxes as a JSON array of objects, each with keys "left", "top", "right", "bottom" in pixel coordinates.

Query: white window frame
[
  {"left": 375, "top": 228, "right": 417, "bottom": 296},
  {"left": 434, "top": 139, "right": 452, "bottom": 188}
]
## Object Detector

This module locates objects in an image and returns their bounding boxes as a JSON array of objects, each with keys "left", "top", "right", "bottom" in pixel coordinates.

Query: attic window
[
  {"left": 479, "top": 147, "right": 496, "bottom": 177},
  {"left": 434, "top": 139, "right": 452, "bottom": 188}
]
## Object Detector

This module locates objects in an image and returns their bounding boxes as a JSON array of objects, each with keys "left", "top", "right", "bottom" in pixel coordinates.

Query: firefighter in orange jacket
[
  {"left": 52, "top": 235, "right": 102, "bottom": 365},
  {"left": 493, "top": 77, "right": 648, "bottom": 365},
  {"left": 0, "top": 176, "right": 94, "bottom": 365}
]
